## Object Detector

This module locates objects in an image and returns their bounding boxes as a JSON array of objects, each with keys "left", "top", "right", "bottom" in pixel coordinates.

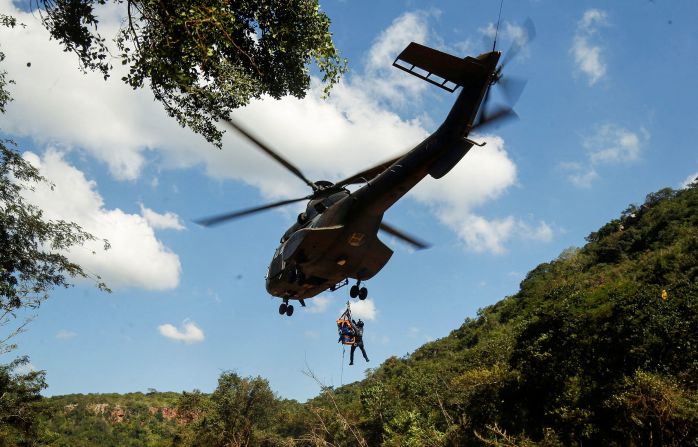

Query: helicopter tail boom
[{"left": 392, "top": 42, "right": 488, "bottom": 92}]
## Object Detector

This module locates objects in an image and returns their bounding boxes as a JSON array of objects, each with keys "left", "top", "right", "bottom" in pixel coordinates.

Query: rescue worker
[{"left": 349, "top": 319, "right": 369, "bottom": 365}]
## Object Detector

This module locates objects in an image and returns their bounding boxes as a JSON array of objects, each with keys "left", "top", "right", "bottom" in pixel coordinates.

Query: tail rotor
[{"left": 474, "top": 18, "right": 536, "bottom": 131}]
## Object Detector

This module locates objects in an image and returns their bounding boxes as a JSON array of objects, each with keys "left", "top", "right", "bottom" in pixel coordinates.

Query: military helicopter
[{"left": 198, "top": 20, "right": 534, "bottom": 316}]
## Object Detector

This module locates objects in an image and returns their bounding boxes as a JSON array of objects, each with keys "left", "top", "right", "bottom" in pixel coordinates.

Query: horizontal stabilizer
[{"left": 393, "top": 42, "right": 487, "bottom": 92}]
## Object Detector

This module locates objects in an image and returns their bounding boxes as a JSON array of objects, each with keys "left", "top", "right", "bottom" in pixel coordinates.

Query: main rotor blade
[
  {"left": 334, "top": 153, "right": 405, "bottom": 188},
  {"left": 223, "top": 118, "right": 317, "bottom": 191},
  {"left": 195, "top": 196, "right": 310, "bottom": 227},
  {"left": 471, "top": 106, "right": 518, "bottom": 132},
  {"left": 379, "top": 222, "right": 430, "bottom": 250}
]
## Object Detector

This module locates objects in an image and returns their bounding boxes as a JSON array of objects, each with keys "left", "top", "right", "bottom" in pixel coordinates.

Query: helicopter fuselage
[{"left": 265, "top": 50, "right": 501, "bottom": 301}]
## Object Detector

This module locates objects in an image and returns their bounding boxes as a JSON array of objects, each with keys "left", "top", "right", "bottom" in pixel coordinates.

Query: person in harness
[
  {"left": 350, "top": 319, "right": 369, "bottom": 365},
  {"left": 337, "top": 306, "right": 355, "bottom": 345}
]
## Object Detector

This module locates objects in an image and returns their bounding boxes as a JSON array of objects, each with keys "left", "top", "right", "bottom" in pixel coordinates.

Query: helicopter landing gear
[
  {"left": 349, "top": 280, "right": 368, "bottom": 300},
  {"left": 279, "top": 300, "right": 294, "bottom": 316}
]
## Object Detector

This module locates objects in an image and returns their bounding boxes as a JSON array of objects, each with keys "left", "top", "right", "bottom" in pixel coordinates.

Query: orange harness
[{"left": 337, "top": 308, "right": 355, "bottom": 345}]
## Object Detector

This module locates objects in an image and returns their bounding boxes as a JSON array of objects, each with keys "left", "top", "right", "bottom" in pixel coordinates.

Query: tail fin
[{"left": 393, "top": 43, "right": 488, "bottom": 92}]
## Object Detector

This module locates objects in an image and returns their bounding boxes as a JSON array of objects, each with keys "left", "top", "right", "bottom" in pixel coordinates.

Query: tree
[
  {"left": 179, "top": 372, "right": 279, "bottom": 447},
  {"left": 0, "top": 356, "right": 47, "bottom": 447},
  {"left": 1, "top": 18, "right": 109, "bottom": 350},
  {"left": 36, "top": 0, "right": 347, "bottom": 147}
]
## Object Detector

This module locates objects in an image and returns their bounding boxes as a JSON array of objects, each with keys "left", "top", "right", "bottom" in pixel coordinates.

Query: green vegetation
[
  {"left": 27, "top": 183, "right": 698, "bottom": 445},
  {"left": 40, "top": 392, "right": 182, "bottom": 446}
]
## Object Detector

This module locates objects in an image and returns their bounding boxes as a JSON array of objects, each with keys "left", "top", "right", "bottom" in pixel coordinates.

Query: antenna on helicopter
[{"left": 492, "top": 0, "right": 505, "bottom": 52}]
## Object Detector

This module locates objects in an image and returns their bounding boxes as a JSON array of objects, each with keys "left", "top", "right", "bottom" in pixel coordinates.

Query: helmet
[{"left": 357, "top": 319, "right": 364, "bottom": 327}]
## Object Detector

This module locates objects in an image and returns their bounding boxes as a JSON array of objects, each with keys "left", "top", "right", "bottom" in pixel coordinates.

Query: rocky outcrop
[
  {"left": 61, "top": 402, "right": 196, "bottom": 425},
  {"left": 87, "top": 403, "right": 109, "bottom": 416},
  {"left": 110, "top": 405, "right": 126, "bottom": 423}
]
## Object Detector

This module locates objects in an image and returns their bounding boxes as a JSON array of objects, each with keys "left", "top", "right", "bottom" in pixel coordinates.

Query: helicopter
[{"left": 197, "top": 20, "right": 534, "bottom": 316}]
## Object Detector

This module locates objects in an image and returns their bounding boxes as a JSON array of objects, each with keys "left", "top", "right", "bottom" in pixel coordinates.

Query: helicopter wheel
[
  {"left": 359, "top": 287, "right": 368, "bottom": 300},
  {"left": 350, "top": 285, "right": 359, "bottom": 298},
  {"left": 279, "top": 303, "right": 288, "bottom": 315},
  {"left": 286, "top": 304, "right": 294, "bottom": 316}
]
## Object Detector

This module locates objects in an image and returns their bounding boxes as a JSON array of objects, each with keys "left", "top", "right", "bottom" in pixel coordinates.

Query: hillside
[
  {"left": 318, "top": 184, "right": 698, "bottom": 446},
  {"left": 35, "top": 184, "right": 698, "bottom": 446}
]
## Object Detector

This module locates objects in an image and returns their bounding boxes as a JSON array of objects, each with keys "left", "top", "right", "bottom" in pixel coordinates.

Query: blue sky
[{"left": 1, "top": 0, "right": 697, "bottom": 401}]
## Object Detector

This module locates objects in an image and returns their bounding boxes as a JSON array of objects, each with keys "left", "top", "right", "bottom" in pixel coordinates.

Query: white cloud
[
  {"left": 563, "top": 124, "right": 649, "bottom": 188},
  {"left": 579, "top": 9, "right": 608, "bottom": 33},
  {"left": 587, "top": 125, "right": 643, "bottom": 164},
  {"left": 452, "top": 215, "right": 515, "bottom": 254},
  {"left": 413, "top": 136, "right": 516, "bottom": 210},
  {"left": 480, "top": 22, "right": 497, "bottom": 40},
  {"left": 20, "top": 150, "right": 182, "bottom": 290},
  {"left": 139, "top": 204, "right": 185, "bottom": 230},
  {"left": 478, "top": 20, "right": 534, "bottom": 59},
  {"left": 680, "top": 172, "right": 698, "bottom": 189},
  {"left": 307, "top": 296, "right": 332, "bottom": 314},
  {"left": 158, "top": 321, "right": 205, "bottom": 344},
  {"left": 361, "top": 11, "right": 434, "bottom": 107},
  {"left": 0, "top": 6, "right": 428, "bottom": 191},
  {"left": 562, "top": 163, "right": 598, "bottom": 189},
  {"left": 411, "top": 135, "right": 552, "bottom": 253},
  {"left": 571, "top": 9, "right": 609, "bottom": 86},
  {"left": 350, "top": 299, "right": 377, "bottom": 321},
  {"left": 504, "top": 22, "right": 532, "bottom": 50},
  {"left": 56, "top": 330, "right": 77, "bottom": 340},
  {"left": 0, "top": 4, "right": 547, "bottom": 255},
  {"left": 522, "top": 220, "right": 554, "bottom": 242}
]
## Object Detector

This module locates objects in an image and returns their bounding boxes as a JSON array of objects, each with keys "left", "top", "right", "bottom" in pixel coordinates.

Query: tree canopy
[{"left": 36, "top": 0, "right": 347, "bottom": 147}]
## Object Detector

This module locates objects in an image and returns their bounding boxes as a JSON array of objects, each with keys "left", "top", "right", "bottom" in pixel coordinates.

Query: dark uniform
[{"left": 350, "top": 319, "right": 369, "bottom": 365}]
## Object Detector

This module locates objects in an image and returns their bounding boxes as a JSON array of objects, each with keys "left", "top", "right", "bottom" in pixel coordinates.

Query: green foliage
[
  {"left": 0, "top": 356, "right": 47, "bottom": 446},
  {"left": 606, "top": 370, "right": 698, "bottom": 446},
  {"left": 37, "top": 0, "right": 347, "bottom": 147},
  {"left": 177, "top": 371, "right": 285, "bottom": 447},
  {"left": 39, "top": 392, "right": 183, "bottom": 446}
]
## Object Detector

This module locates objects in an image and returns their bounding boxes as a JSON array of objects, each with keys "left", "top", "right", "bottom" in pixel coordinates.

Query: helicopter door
[{"left": 283, "top": 225, "right": 344, "bottom": 262}]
